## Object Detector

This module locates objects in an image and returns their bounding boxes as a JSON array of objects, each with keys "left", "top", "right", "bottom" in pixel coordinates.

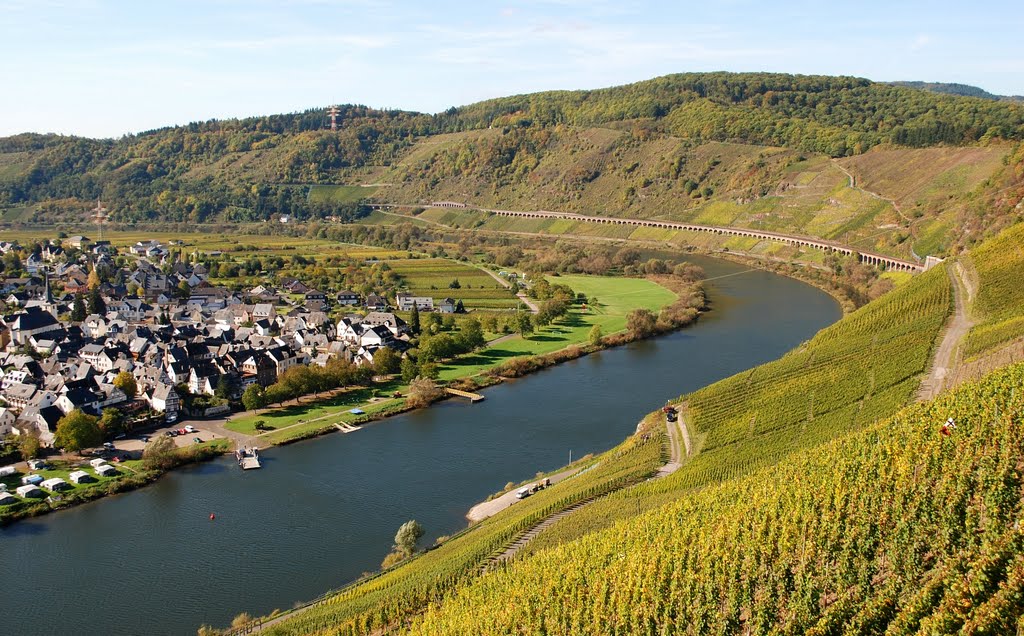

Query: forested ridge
[{"left": 2, "top": 72, "right": 1023, "bottom": 225}]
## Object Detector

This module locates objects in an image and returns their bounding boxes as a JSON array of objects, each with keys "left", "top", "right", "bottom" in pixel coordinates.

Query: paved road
[{"left": 466, "top": 466, "right": 578, "bottom": 522}]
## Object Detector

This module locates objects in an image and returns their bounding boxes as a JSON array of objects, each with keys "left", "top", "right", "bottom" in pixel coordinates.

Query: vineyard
[
  {"left": 404, "top": 361, "right": 1024, "bottom": 635},
  {"left": 963, "top": 223, "right": 1024, "bottom": 357},
  {"left": 522, "top": 262, "right": 952, "bottom": 553},
  {"left": 260, "top": 414, "right": 667, "bottom": 635},
  {"left": 385, "top": 258, "right": 520, "bottom": 310}
]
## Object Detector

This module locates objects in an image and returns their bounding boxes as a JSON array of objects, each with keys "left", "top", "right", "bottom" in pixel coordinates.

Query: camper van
[{"left": 515, "top": 486, "right": 532, "bottom": 499}]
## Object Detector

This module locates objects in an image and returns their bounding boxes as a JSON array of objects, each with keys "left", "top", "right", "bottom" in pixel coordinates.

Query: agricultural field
[
  {"left": 307, "top": 184, "right": 378, "bottom": 205},
  {"left": 404, "top": 362, "right": 1024, "bottom": 635},
  {"left": 962, "top": 223, "right": 1024, "bottom": 358},
  {"left": 386, "top": 258, "right": 520, "bottom": 310}
]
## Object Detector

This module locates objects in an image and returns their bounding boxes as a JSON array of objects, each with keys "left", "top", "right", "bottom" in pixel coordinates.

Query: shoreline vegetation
[{"left": 1, "top": 274, "right": 704, "bottom": 527}]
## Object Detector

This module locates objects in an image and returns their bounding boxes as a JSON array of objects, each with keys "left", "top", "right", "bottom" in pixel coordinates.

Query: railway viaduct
[{"left": 371, "top": 204, "right": 928, "bottom": 273}]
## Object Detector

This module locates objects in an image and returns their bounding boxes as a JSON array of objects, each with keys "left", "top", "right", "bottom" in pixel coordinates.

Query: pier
[{"left": 445, "top": 388, "right": 485, "bottom": 402}]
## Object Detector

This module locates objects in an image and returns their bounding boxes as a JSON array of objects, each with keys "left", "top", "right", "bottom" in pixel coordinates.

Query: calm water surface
[{"left": 1, "top": 256, "right": 840, "bottom": 635}]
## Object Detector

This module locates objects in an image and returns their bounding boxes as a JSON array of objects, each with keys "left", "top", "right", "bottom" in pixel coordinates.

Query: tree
[
  {"left": 176, "top": 279, "right": 192, "bottom": 299},
  {"left": 87, "top": 269, "right": 101, "bottom": 290},
  {"left": 19, "top": 434, "right": 40, "bottom": 461},
  {"left": 373, "top": 346, "right": 402, "bottom": 375},
  {"left": 409, "top": 305, "right": 420, "bottom": 335},
  {"left": 99, "top": 408, "right": 126, "bottom": 436},
  {"left": 515, "top": 311, "right": 534, "bottom": 338},
  {"left": 456, "top": 318, "right": 486, "bottom": 352},
  {"left": 54, "top": 409, "right": 102, "bottom": 452},
  {"left": 70, "top": 294, "right": 87, "bottom": 321},
  {"left": 407, "top": 377, "right": 444, "bottom": 408},
  {"left": 589, "top": 324, "right": 604, "bottom": 346},
  {"left": 400, "top": 357, "right": 419, "bottom": 383},
  {"left": 241, "top": 385, "right": 267, "bottom": 413},
  {"left": 448, "top": 278, "right": 461, "bottom": 289},
  {"left": 88, "top": 287, "right": 105, "bottom": 315},
  {"left": 113, "top": 371, "right": 137, "bottom": 400},
  {"left": 626, "top": 308, "right": 658, "bottom": 338},
  {"left": 215, "top": 374, "right": 239, "bottom": 400},
  {"left": 142, "top": 435, "right": 179, "bottom": 470},
  {"left": 394, "top": 519, "right": 425, "bottom": 557}
]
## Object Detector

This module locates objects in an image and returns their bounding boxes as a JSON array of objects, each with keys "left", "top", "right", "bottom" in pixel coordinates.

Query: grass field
[{"left": 434, "top": 275, "right": 676, "bottom": 380}]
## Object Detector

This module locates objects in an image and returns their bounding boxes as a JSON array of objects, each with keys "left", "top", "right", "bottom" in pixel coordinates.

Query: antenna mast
[
  {"left": 327, "top": 105, "right": 340, "bottom": 131},
  {"left": 91, "top": 198, "right": 108, "bottom": 241}
]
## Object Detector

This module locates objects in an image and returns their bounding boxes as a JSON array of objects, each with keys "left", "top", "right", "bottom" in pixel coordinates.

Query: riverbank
[
  {"left": 0, "top": 439, "right": 229, "bottom": 526},
  {"left": 0, "top": 275, "right": 699, "bottom": 526}
]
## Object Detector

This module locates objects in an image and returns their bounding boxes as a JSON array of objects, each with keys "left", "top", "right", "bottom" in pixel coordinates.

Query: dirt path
[
  {"left": 917, "top": 263, "right": 974, "bottom": 402},
  {"left": 474, "top": 264, "right": 539, "bottom": 313}
]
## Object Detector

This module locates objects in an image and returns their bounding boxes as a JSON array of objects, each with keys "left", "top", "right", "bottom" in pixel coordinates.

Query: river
[{"left": 1, "top": 256, "right": 840, "bottom": 635}]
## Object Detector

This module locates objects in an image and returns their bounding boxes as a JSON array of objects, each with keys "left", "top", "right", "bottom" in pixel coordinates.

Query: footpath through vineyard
[{"left": 917, "top": 263, "right": 973, "bottom": 402}]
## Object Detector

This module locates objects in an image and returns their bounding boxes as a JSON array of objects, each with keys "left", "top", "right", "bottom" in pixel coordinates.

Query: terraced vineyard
[
  {"left": 963, "top": 223, "right": 1024, "bottom": 357},
  {"left": 405, "top": 361, "right": 1024, "bottom": 635},
  {"left": 259, "top": 414, "right": 667, "bottom": 636},
  {"left": 519, "top": 262, "right": 952, "bottom": 555}
]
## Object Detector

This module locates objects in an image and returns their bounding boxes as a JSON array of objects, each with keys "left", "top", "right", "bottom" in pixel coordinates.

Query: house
[
  {"left": 3, "top": 383, "right": 40, "bottom": 411},
  {"left": 438, "top": 297, "right": 457, "bottom": 314},
  {"left": 56, "top": 387, "right": 102, "bottom": 415},
  {"left": 304, "top": 289, "right": 327, "bottom": 303},
  {"left": 150, "top": 383, "right": 180, "bottom": 418},
  {"left": 396, "top": 293, "right": 433, "bottom": 312},
  {"left": 66, "top": 235, "right": 90, "bottom": 249},
  {"left": 252, "top": 303, "right": 275, "bottom": 321},
  {"left": 336, "top": 290, "right": 360, "bottom": 306},
  {"left": 364, "top": 293, "right": 388, "bottom": 311},
  {"left": 0, "top": 407, "right": 14, "bottom": 435},
  {"left": 361, "top": 312, "right": 408, "bottom": 338},
  {"left": 359, "top": 325, "right": 394, "bottom": 348}
]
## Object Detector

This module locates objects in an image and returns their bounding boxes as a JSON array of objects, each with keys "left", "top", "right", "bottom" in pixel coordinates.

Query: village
[{"left": 0, "top": 235, "right": 471, "bottom": 509}]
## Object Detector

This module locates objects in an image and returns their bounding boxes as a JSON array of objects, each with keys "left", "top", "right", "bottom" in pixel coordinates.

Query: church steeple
[{"left": 42, "top": 270, "right": 53, "bottom": 303}]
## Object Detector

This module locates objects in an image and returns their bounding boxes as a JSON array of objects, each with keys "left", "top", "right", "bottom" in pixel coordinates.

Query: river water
[{"left": 1, "top": 257, "right": 840, "bottom": 635}]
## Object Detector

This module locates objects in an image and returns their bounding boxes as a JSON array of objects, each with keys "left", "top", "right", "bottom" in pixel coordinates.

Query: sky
[{"left": 2, "top": 0, "right": 1022, "bottom": 138}]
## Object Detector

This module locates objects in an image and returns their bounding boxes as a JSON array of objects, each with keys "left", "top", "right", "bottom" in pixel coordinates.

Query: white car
[{"left": 184, "top": 425, "right": 197, "bottom": 433}]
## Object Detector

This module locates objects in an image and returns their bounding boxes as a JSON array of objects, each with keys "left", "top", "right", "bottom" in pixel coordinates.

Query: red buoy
[{"left": 209, "top": 513, "right": 216, "bottom": 520}]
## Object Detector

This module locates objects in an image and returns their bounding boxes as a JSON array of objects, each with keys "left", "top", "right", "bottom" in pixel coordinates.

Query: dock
[
  {"left": 236, "top": 447, "right": 261, "bottom": 470},
  {"left": 334, "top": 423, "right": 359, "bottom": 433},
  {"left": 445, "top": 388, "right": 485, "bottom": 402}
]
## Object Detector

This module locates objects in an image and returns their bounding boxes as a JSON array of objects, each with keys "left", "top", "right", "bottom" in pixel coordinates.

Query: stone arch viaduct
[
  {"left": 485, "top": 209, "right": 924, "bottom": 273},
  {"left": 370, "top": 204, "right": 926, "bottom": 272}
]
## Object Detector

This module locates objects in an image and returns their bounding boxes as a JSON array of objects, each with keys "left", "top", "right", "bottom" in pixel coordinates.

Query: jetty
[
  {"left": 445, "top": 388, "right": 485, "bottom": 402},
  {"left": 334, "top": 423, "right": 359, "bottom": 433},
  {"left": 236, "top": 447, "right": 261, "bottom": 470}
]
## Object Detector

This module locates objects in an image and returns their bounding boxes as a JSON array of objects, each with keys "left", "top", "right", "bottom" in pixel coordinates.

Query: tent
[{"left": 348, "top": 408, "right": 365, "bottom": 415}]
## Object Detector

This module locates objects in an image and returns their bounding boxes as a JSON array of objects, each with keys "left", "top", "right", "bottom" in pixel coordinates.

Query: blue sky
[{"left": 2, "top": 0, "right": 1022, "bottom": 138}]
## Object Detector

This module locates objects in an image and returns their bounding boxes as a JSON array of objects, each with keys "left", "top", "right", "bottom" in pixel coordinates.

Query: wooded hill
[{"left": 2, "top": 72, "right": 1023, "bottom": 240}]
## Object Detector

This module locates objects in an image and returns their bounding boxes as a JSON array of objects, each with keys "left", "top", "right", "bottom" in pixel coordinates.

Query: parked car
[
  {"left": 184, "top": 425, "right": 196, "bottom": 434},
  {"left": 193, "top": 437, "right": 202, "bottom": 444},
  {"left": 140, "top": 435, "right": 150, "bottom": 443},
  {"left": 165, "top": 430, "right": 177, "bottom": 437},
  {"left": 177, "top": 428, "right": 187, "bottom": 435}
]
